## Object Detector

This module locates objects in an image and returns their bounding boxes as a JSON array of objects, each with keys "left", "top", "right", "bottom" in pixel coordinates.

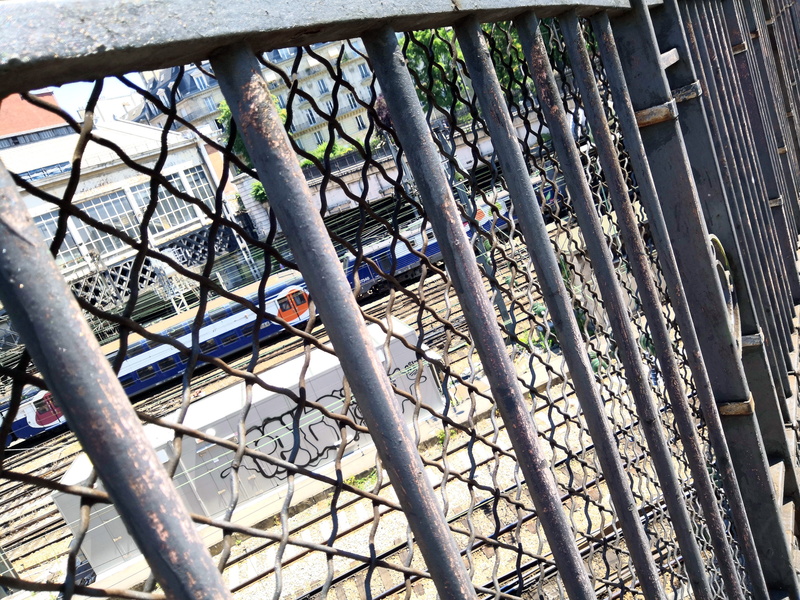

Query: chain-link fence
[{"left": 0, "top": 0, "right": 799, "bottom": 599}]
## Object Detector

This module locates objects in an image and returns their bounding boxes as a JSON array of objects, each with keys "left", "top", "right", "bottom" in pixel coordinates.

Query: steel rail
[
  {"left": 209, "top": 42, "right": 479, "bottom": 600},
  {"left": 0, "top": 162, "right": 233, "bottom": 600},
  {"left": 362, "top": 24, "right": 601, "bottom": 600}
]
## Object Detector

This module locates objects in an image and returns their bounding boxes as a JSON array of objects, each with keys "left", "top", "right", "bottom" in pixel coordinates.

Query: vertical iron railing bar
[
  {"left": 455, "top": 15, "right": 686, "bottom": 600},
  {"left": 608, "top": 0, "right": 800, "bottom": 590},
  {"left": 587, "top": 13, "right": 770, "bottom": 598},
  {"left": 516, "top": 12, "right": 714, "bottom": 599},
  {"left": 716, "top": 0, "right": 800, "bottom": 306},
  {"left": 752, "top": 0, "right": 800, "bottom": 239},
  {"left": 208, "top": 42, "right": 479, "bottom": 600},
  {"left": 711, "top": 2, "right": 800, "bottom": 375},
  {"left": 692, "top": 0, "right": 795, "bottom": 398},
  {"left": 722, "top": 0, "right": 800, "bottom": 345},
  {"left": 559, "top": 11, "right": 747, "bottom": 600},
  {"left": 764, "top": 0, "right": 800, "bottom": 193},
  {"left": 460, "top": 12, "right": 658, "bottom": 592},
  {"left": 0, "top": 163, "right": 233, "bottom": 600},
  {"left": 362, "top": 24, "right": 600, "bottom": 600},
  {"left": 712, "top": 0, "right": 800, "bottom": 378}
]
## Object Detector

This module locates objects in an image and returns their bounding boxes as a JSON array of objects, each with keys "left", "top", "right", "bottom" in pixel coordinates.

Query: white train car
[{"left": 53, "top": 318, "right": 444, "bottom": 589}]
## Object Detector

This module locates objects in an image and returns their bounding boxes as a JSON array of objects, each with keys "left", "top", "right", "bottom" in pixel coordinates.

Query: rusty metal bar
[
  {"left": 515, "top": 12, "right": 712, "bottom": 600},
  {"left": 692, "top": 0, "right": 799, "bottom": 480},
  {"left": 717, "top": 0, "right": 800, "bottom": 305},
  {"left": 361, "top": 24, "right": 602, "bottom": 600},
  {"left": 209, "top": 43, "right": 478, "bottom": 600},
  {"left": 0, "top": 163, "right": 233, "bottom": 600},
  {"left": 559, "top": 11, "right": 746, "bottom": 600},
  {"left": 589, "top": 11, "right": 771, "bottom": 600}
]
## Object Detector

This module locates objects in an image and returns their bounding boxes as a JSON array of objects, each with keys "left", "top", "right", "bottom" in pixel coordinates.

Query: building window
[
  {"left": 305, "top": 109, "right": 317, "bottom": 126},
  {"left": 358, "top": 63, "right": 370, "bottom": 79},
  {"left": 192, "top": 73, "right": 208, "bottom": 90},
  {"left": 72, "top": 191, "right": 139, "bottom": 255},
  {"left": 317, "top": 79, "right": 329, "bottom": 94},
  {"left": 313, "top": 131, "right": 325, "bottom": 145},
  {"left": 131, "top": 174, "right": 198, "bottom": 235},
  {"left": 295, "top": 138, "right": 304, "bottom": 151},
  {"left": 355, "top": 115, "right": 367, "bottom": 131},
  {"left": 203, "top": 96, "right": 217, "bottom": 113},
  {"left": 277, "top": 94, "right": 286, "bottom": 109},
  {"left": 34, "top": 212, "right": 83, "bottom": 268},
  {"left": 184, "top": 166, "right": 216, "bottom": 208},
  {"left": 347, "top": 93, "right": 358, "bottom": 110},
  {"left": 325, "top": 100, "right": 334, "bottom": 114}
]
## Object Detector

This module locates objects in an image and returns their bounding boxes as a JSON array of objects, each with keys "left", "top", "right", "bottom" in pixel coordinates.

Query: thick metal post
[
  {"left": 685, "top": 0, "right": 796, "bottom": 453},
  {"left": 514, "top": 13, "right": 711, "bottom": 600},
  {"left": 361, "top": 25, "right": 601, "bottom": 600},
  {"left": 558, "top": 11, "right": 746, "bottom": 600},
  {"left": 0, "top": 164, "right": 233, "bottom": 600},
  {"left": 453, "top": 15, "right": 674, "bottom": 600},
  {"left": 693, "top": 0, "right": 800, "bottom": 492},
  {"left": 693, "top": 0, "right": 797, "bottom": 399},
  {"left": 713, "top": 0, "right": 800, "bottom": 305},
  {"left": 609, "top": 0, "right": 800, "bottom": 594},
  {"left": 590, "top": 11, "right": 770, "bottom": 600},
  {"left": 209, "top": 43, "right": 478, "bottom": 600}
]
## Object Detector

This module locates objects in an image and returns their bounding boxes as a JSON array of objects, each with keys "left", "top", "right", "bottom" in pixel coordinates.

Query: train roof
[{"left": 60, "top": 318, "right": 419, "bottom": 486}]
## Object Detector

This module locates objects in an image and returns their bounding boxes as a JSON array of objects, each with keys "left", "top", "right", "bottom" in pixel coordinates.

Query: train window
[
  {"left": 230, "top": 303, "right": 246, "bottom": 315},
  {"left": 167, "top": 325, "right": 188, "bottom": 338},
  {"left": 290, "top": 291, "right": 307, "bottom": 306},
  {"left": 208, "top": 309, "right": 229, "bottom": 323},
  {"left": 33, "top": 393, "right": 53, "bottom": 414},
  {"left": 127, "top": 343, "right": 146, "bottom": 358},
  {"left": 242, "top": 323, "right": 255, "bottom": 336},
  {"left": 221, "top": 333, "right": 239, "bottom": 346},
  {"left": 427, "top": 229, "right": 435, "bottom": 240},
  {"left": 157, "top": 357, "right": 177, "bottom": 372},
  {"left": 278, "top": 298, "right": 292, "bottom": 311},
  {"left": 136, "top": 365, "right": 157, "bottom": 381},
  {"left": 200, "top": 339, "right": 217, "bottom": 352}
]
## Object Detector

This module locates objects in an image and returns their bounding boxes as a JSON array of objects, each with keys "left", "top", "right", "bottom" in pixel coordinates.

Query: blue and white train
[{"left": 1, "top": 212, "right": 483, "bottom": 443}]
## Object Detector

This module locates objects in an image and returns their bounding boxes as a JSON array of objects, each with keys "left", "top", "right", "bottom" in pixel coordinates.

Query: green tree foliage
[
  {"left": 299, "top": 141, "right": 353, "bottom": 168},
  {"left": 403, "top": 28, "right": 466, "bottom": 114}
]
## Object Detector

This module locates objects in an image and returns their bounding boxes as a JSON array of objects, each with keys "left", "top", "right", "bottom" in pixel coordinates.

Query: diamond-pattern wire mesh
[{"left": 0, "top": 16, "right": 747, "bottom": 600}]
